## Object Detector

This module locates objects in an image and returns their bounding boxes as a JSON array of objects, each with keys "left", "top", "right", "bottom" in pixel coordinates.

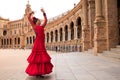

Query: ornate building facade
[
  {"left": 0, "top": 2, "right": 35, "bottom": 49},
  {"left": 0, "top": 0, "right": 120, "bottom": 55}
]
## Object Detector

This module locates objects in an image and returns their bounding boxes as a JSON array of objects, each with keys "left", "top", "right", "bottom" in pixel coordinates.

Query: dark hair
[{"left": 33, "top": 17, "right": 38, "bottom": 24}]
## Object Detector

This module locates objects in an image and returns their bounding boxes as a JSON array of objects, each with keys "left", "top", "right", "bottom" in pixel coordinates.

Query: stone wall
[{"left": 104, "top": 0, "right": 119, "bottom": 49}]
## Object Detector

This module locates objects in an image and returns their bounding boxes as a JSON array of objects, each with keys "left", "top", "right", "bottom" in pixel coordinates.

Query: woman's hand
[
  {"left": 40, "top": 8, "right": 47, "bottom": 27},
  {"left": 41, "top": 8, "right": 45, "bottom": 13},
  {"left": 29, "top": 11, "right": 34, "bottom": 15},
  {"left": 27, "top": 11, "right": 34, "bottom": 20}
]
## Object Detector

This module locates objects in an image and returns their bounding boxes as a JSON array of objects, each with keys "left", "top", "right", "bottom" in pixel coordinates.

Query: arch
[
  {"left": 70, "top": 21, "right": 74, "bottom": 40},
  {"left": 4, "top": 39, "right": 6, "bottom": 45},
  {"left": 60, "top": 28, "right": 63, "bottom": 41},
  {"left": 76, "top": 17, "right": 82, "bottom": 39},
  {"left": 15, "top": 38, "right": 17, "bottom": 45},
  {"left": 55, "top": 30, "right": 58, "bottom": 42},
  {"left": 30, "top": 37, "right": 32, "bottom": 44},
  {"left": 10, "top": 38, "right": 12, "bottom": 45},
  {"left": 3, "top": 30, "right": 7, "bottom": 36},
  {"left": 33, "top": 36, "right": 35, "bottom": 43},
  {"left": 2, "top": 39, "right": 3, "bottom": 45},
  {"left": 47, "top": 33, "right": 49, "bottom": 43},
  {"left": 18, "top": 37, "right": 20, "bottom": 44},
  {"left": 7, "top": 39, "right": 9, "bottom": 45},
  {"left": 64, "top": 25, "right": 68, "bottom": 41},
  {"left": 27, "top": 37, "right": 29, "bottom": 44},
  {"left": 50, "top": 31, "right": 53, "bottom": 42}
]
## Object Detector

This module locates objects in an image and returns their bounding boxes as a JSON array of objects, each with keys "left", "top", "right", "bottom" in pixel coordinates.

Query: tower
[
  {"left": 25, "top": 0, "right": 32, "bottom": 16},
  {"left": 20, "top": 0, "right": 32, "bottom": 49}
]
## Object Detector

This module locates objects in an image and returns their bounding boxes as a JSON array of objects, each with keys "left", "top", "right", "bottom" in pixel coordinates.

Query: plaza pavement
[{"left": 0, "top": 49, "right": 120, "bottom": 80}]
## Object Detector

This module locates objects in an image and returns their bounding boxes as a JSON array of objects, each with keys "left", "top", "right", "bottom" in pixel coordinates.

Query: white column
[
  {"left": 63, "top": 31, "right": 65, "bottom": 41},
  {"left": 53, "top": 31, "right": 55, "bottom": 43},
  {"left": 45, "top": 33, "right": 47, "bottom": 43},
  {"left": 68, "top": 28, "right": 71, "bottom": 41},
  {"left": 74, "top": 26, "right": 78, "bottom": 39},
  {"left": 49, "top": 33, "right": 51, "bottom": 43},
  {"left": 58, "top": 31, "right": 60, "bottom": 42}
]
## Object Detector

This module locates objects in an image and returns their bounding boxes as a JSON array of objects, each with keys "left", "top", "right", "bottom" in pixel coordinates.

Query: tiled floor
[{"left": 0, "top": 49, "right": 120, "bottom": 80}]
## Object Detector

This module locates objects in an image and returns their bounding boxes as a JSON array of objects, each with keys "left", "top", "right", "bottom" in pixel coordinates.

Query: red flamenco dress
[{"left": 25, "top": 13, "right": 53, "bottom": 76}]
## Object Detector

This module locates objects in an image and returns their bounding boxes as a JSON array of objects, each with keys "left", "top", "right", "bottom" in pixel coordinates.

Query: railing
[{"left": 48, "top": 10, "right": 70, "bottom": 23}]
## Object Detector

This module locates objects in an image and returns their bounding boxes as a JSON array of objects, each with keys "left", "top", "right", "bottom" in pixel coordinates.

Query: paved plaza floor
[{"left": 0, "top": 49, "right": 120, "bottom": 80}]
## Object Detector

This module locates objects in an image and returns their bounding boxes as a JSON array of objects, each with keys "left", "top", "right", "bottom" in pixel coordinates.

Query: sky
[{"left": 0, "top": 0, "right": 80, "bottom": 21}]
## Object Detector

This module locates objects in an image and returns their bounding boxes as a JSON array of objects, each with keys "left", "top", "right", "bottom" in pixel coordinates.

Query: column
[
  {"left": 68, "top": 28, "right": 71, "bottom": 41},
  {"left": 95, "top": 0, "right": 103, "bottom": 21},
  {"left": 49, "top": 32, "right": 51, "bottom": 43},
  {"left": 53, "top": 31, "right": 55, "bottom": 42},
  {"left": 74, "top": 26, "right": 77, "bottom": 40},
  {"left": 82, "top": 0, "right": 91, "bottom": 51},
  {"left": 16, "top": 37, "right": 18, "bottom": 48},
  {"left": 63, "top": 30, "right": 65, "bottom": 41},
  {"left": 12, "top": 37, "right": 14, "bottom": 48},
  {"left": 58, "top": 30, "right": 60, "bottom": 42},
  {"left": 20, "top": 35, "right": 25, "bottom": 49},
  {"left": 0, "top": 38, "right": 1, "bottom": 48},
  {"left": 45, "top": 33, "right": 47, "bottom": 43},
  {"left": 94, "top": 0, "right": 107, "bottom": 55},
  {"left": 88, "top": 0, "right": 95, "bottom": 48}
]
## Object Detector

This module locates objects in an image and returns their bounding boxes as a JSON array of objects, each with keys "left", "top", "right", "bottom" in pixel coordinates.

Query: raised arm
[
  {"left": 27, "top": 12, "right": 36, "bottom": 30},
  {"left": 41, "top": 8, "right": 47, "bottom": 27}
]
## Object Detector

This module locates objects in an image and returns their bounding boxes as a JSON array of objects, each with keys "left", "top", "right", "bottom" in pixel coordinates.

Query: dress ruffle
[
  {"left": 26, "top": 50, "right": 53, "bottom": 75},
  {"left": 26, "top": 62, "right": 53, "bottom": 75},
  {"left": 27, "top": 50, "right": 51, "bottom": 63}
]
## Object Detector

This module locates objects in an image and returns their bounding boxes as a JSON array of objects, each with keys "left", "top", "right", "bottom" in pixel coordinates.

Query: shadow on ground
[{"left": 25, "top": 75, "right": 53, "bottom": 80}]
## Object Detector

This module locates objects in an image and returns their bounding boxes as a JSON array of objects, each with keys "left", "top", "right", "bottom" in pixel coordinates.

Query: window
[
  {"left": 10, "top": 31, "right": 12, "bottom": 35},
  {"left": 14, "top": 30, "right": 16, "bottom": 34},
  {"left": 3, "top": 30, "right": 7, "bottom": 36}
]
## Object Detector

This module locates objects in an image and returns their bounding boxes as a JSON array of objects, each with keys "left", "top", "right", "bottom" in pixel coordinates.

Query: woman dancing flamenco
[{"left": 25, "top": 8, "right": 53, "bottom": 78}]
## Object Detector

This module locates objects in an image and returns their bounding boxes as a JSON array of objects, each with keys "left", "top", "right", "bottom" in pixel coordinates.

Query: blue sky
[{"left": 0, "top": 0, "right": 80, "bottom": 20}]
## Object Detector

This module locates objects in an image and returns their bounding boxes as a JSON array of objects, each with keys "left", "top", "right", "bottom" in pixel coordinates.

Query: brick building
[{"left": 0, "top": 0, "right": 120, "bottom": 55}]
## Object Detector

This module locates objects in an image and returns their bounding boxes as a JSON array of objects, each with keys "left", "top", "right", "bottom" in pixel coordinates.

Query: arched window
[
  {"left": 55, "top": 30, "right": 58, "bottom": 42},
  {"left": 18, "top": 37, "right": 20, "bottom": 44},
  {"left": 27, "top": 37, "right": 29, "bottom": 44},
  {"left": 47, "top": 33, "right": 49, "bottom": 43},
  {"left": 2, "top": 39, "right": 3, "bottom": 45},
  {"left": 70, "top": 22, "right": 74, "bottom": 40},
  {"left": 7, "top": 39, "right": 9, "bottom": 45},
  {"left": 65, "top": 25, "right": 68, "bottom": 41},
  {"left": 60, "top": 28, "right": 63, "bottom": 41},
  {"left": 51, "top": 31, "right": 53, "bottom": 42},
  {"left": 30, "top": 37, "right": 32, "bottom": 44},
  {"left": 4, "top": 39, "right": 6, "bottom": 45},
  {"left": 77, "top": 17, "right": 82, "bottom": 39},
  {"left": 10, "top": 38, "right": 12, "bottom": 45},
  {"left": 15, "top": 38, "right": 17, "bottom": 44},
  {"left": 33, "top": 36, "right": 35, "bottom": 43}
]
